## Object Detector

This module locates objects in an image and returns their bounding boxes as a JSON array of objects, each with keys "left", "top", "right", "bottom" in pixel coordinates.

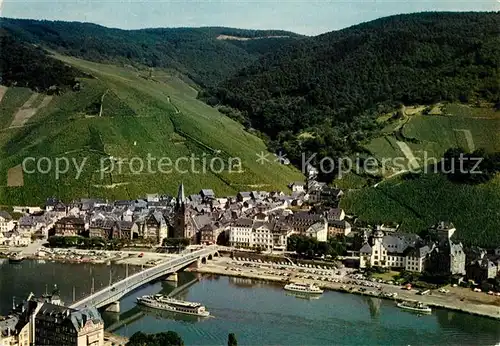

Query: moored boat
[
  {"left": 286, "top": 292, "right": 322, "bottom": 300},
  {"left": 9, "top": 254, "right": 25, "bottom": 263},
  {"left": 137, "top": 305, "right": 205, "bottom": 323},
  {"left": 283, "top": 282, "right": 323, "bottom": 294},
  {"left": 136, "top": 294, "right": 210, "bottom": 317},
  {"left": 397, "top": 301, "right": 432, "bottom": 313}
]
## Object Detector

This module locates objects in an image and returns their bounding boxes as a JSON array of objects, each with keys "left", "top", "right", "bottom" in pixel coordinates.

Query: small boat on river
[{"left": 397, "top": 301, "right": 432, "bottom": 314}]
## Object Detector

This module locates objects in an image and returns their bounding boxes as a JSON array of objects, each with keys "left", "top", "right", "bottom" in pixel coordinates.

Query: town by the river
[{"left": 1, "top": 260, "right": 499, "bottom": 346}]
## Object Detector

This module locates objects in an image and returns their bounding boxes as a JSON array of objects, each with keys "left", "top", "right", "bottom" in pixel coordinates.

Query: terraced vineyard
[
  {"left": 363, "top": 105, "right": 500, "bottom": 176},
  {"left": 341, "top": 104, "right": 500, "bottom": 247},
  {"left": 341, "top": 174, "right": 500, "bottom": 247},
  {"left": 0, "top": 56, "right": 302, "bottom": 205}
]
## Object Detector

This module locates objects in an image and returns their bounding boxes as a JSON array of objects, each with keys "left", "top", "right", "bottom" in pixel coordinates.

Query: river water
[{"left": 1, "top": 260, "right": 499, "bottom": 345}]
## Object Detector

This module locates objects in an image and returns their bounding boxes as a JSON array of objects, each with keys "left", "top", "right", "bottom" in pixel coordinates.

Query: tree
[
  {"left": 208, "top": 12, "right": 500, "bottom": 181},
  {"left": 127, "top": 331, "right": 184, "bottom": 346},
  {"left": 162, "top": 238, "right": 190, "bottom": 249},
  {"left": 127, "top": 332, "right": 150, "bottom": 346},
  {"left": 0, "top": 34, "right": 83, "bottom": 92},
  {"left": 155, "top": 331, "right": 184, "bottom": 346},
  {"left": 228, "top": 333, "right": 238, "bottom": 346},
  {"left": 287, "top": 234, "right": 347, "bottom": 259},
  {"left": 327, "top": 236, "right": 347, "bottom": 258}
]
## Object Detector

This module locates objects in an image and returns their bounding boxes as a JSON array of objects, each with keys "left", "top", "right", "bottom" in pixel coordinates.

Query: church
[
  {"left": 169, "top": 183, "right": 196, "bottom": 241},
  {"left": 359, "top": 227, "right": 430, "bottom": 273}
]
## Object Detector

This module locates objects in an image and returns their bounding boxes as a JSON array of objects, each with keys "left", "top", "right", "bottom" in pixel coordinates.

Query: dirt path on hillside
[
  {"left": 167, "top": 96, "right": 180, "bottom": 114},
  {"left": 10, "top": 94, "right": 53, "bottom": 127},
  {"left": 92, "top": 182, "right": 130, "bottom": 189},
  {"left": 98, "top": 89, "right": 110, "bottom": 117},
  {"left": 396, "top": 141, "right": 420, "bottom": 170},
  {"left": 0, "top": 86, "right": 8, "bottom": 103},
  {"left": 374, "top": 170, "right": 409, "bottom": 187},
  {"left": 38, "top": 95, "right": 53, "bottom": 108},
  {"left": 6, "top": 164, "right": 24, "bottom": 187},
  {"left": 454, "top": 129, "right": 476, "bottom": 152},
  {"left": 83, "top": 67, "right": 133, "bottom": 82}
]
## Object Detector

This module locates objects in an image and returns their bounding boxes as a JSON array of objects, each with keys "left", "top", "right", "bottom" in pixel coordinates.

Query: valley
[
  {"left": 1, "top": 6, "right": 500, "bottom": 346},
  {"left": 365, "top": 104, "right": 500, "bottom": 177},
  {"left": 0, "top": 12, "right": 499, "bottom": 244},
  {"left": 0, "top": 55, "right": 302, "bottom": 205},
  {"left": 340, "top": 104, "right": 500, "bottom": 246}
]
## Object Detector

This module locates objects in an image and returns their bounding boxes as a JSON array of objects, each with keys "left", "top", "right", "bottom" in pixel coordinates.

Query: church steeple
[
  {"left": 176, "top": 182, "right": 186, "bottom": 206},
  {"left": 172, "top": 182, "right": 188, "bottom": 239}
]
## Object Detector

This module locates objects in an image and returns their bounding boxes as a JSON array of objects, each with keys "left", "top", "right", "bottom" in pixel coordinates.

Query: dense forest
[
  {"left": 440, "top": 148, "right": 500, "bottom": 185},
  {"left": 0, "top": 30, "right": 84, "bottom": 91},
  {"left": 0, "top": 18, "right": 302, "bottom": 87},
  {"left": 205, "top": 12, "right": 500, "bottom": 179},
  {"left": 1, "top": 13, "right": 499, "bottom": 182},
  {"left": 127, "top": 331, "right": 184, "bottom": 346}
]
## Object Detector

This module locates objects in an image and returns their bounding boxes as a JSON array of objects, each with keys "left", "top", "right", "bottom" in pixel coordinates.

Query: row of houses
[
  {"left": 226, "top": 209, "right": 351, "bottom": 251},
  {"left": 0, "top": 289, "right": 103, "bottom": 346},
  {"left": 358, "top": 222, "right": 500, "bottom": 282},
  {"left": 0, "top": 211, "right": 60, "bottom": 247},
  {"left": 2, "top": 178, "right": 344, "bottom": 251},
  {"left": 45, "top": 183, "right": 347, "bottom": 248}
]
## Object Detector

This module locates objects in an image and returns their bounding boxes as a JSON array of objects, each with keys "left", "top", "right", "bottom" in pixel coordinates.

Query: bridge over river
[
  {"left": 105, "top": 276, "right": 200, "bottom": 333},
  {"left": 70, "top": 245, "right": 220, "bottom": 312}
]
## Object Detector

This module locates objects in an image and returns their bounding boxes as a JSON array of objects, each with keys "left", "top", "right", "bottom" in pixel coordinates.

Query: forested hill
[
  {"left": 207, "top": 12, "right": 500, "bottom": 174},
  {"left": 0, "top": 18, "right": 302, "bottom": 87},
  {"left": 0, "top": 30, "right": 85, "bottom": 91}
]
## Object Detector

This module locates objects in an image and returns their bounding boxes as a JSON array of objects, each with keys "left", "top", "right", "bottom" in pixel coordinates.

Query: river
[{"left": 1, "top": 260, "right": 499, "bottom": 345}]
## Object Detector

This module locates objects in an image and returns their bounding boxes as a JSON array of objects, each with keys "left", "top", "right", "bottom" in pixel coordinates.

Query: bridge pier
[
  {"left": 105, "top": 301, "right": 120, "bottom": 313},
  {"left": 69, "top": 246, "right": 220, "bottom": 311},
  {"left": 165, "top": 272, "right": 178, "bottom": 282}
]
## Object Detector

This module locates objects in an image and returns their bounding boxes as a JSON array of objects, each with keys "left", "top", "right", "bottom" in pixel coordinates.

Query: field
[
  {"left": 364, "top": 105, "right": 500, "bottom": 176},
  {"left": 341, "top": 171, "right": 500, "bottom": 247},
  {"left": 372, "top": 271, "right": 399, "bottom": 281},
  {"left": 341, "top": 104, "right": 500, "bottom": 247},
  {"left": 0, "top": 56, "right": 302, "bottom": 205}
]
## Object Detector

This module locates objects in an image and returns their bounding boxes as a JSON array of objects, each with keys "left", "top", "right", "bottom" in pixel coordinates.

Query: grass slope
[
  {"left": 0, "top": 56, "right": 302, "bottom": 205},
  {"left": 341, "top": 174, "right": 500, "bottom": 247},
  {"left": 0, "top": 87, "right": 33, "bottom": 128},
  {"left": 365, "top": 104, "right": 500, "bottom": 176},
  {"left": 341, "top": 104, "right": 500, "bottom": 247},
  {"left": 1, "top": 18, "right": 302, "bottom": 88}
]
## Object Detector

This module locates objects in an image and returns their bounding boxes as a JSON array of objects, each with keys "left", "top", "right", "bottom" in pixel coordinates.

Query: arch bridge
[{"left": 70, "top": 245, "right": 220, "bottom": 311}]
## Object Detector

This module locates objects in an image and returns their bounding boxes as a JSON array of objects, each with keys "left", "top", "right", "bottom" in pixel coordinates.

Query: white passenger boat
[
  {"left": 283, "top": 282, "right": 323, "bottom": 294},
  {"left": 397, "top": 301, "right": 432, "bottom": 313},
  {"left": 286, "top": 292, "right": 322, "bottom": 300},
  {"left": 136, "top": 294, "right": 210, "bottom": 317}
]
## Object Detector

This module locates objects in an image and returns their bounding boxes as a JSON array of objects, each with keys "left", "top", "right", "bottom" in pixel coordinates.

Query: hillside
[
  {"left": 1, "top": 12, "right": 500, "bottom": 245},
  {"left": 197, "top": 11, "right": 500, "bottom": 246},
  {"left": 339, "top": 103, "right": 500, "bottom": 247},
  {"left": 207, "top": 12, "right": 500, "bottom": 180},
  {"left": 0, "top": 31, "right": 85, "bottom": 91},
  {"left": 0, "top": 18, "right": 302, "bottom": 87},
  {"left": 363, "top": 103, "right": 500, "bottom": 177},
  {"left": 341, "top": 173, "right": 500, "bottom": 248},
  {"left": 0, "top": 54, "right": 303, "bottom": 205}
]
